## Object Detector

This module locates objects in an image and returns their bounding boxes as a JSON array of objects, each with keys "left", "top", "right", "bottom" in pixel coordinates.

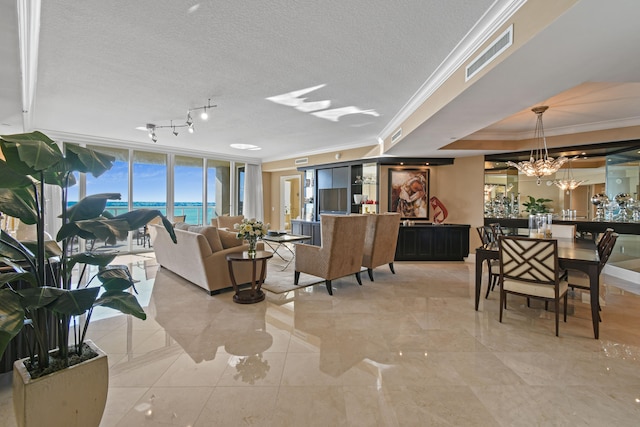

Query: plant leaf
[
  {"left": 96, "top": 265, "right": 135, "bottom": 291},
  {"left": 0, "top": 289, "right": 26, "bottom": 358},
  {"left": 0, "top": 231, "right": 35, "bottom": 263},
  {"left": 67, "top": 251, "right": 118, "bottom": 272},
  {"left": 94, "top": 291, "right": 146, "bottom": 320},
  {"left": 63, "top": 193, "right": 121, "bottom": 222},
  {"left": 112, "top": 209, "right": 176, "bottom": 243},
  {"left": 0, "top": 132, "right": 63, "bottom": 174},
  {"left": 16, "top": 286, "right": 65, "bottom": 310},
  {"left": 64, "top": 144, "right": 116, "bottom": 177},
  {"left": 0, "top": 187, "right": 38, "bottom": 224},
  {"left": 0, "top": 159, "right": 34, "bottom": 189},
  {"left": 47, "top": 287, "right": 100, "bottom": 316}
]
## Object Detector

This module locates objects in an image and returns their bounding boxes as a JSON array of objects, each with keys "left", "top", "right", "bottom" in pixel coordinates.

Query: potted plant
[
  {"left": 522, "top": 195, "right": 552, "bottom": 215},
  {"left": 0, "top": 131, "right": 176, "bottom": 426}
]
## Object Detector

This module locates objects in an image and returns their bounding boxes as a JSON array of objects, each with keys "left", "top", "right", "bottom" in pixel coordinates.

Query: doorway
[{"left": 280, "top": 175, "right": 301, "bottom": 231}]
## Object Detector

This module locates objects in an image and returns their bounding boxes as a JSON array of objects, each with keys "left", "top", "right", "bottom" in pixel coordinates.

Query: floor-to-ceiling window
[
  {"left": 237, "top": 164, "right": 245, "bottom": 216},
  {"left": 62, "top": 143, "right": 245, "bottom": 251},
  {"left": 133, "top": 151, "right": 167, "bottom": 215},
  {"left": 206, "top": 159, "right": 231, "bottom": 224},
  {"left": 174, "top": 155, "right": 204, "bottom": 224},
  {"left": 86, "top": 145, "right": 129, "bottom": 248}
]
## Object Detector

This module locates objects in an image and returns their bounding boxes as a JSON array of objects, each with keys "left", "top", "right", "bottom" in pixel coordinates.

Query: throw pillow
[
  {"left": 187, "top": 225, "right": 223, "bottom": 252},
  {"left": 218, "top": 229, "right": 244, "bottom": 249},
  {"left": 174, "top": 222, "right": 191, "bottom": 231},
  {"left": 216, "top": 215, "right": 244, "bottom": 230}
]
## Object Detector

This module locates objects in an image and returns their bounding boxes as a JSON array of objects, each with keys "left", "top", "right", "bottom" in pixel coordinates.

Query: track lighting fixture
[
  {"left": 189, "top": 98, "right": 216, "bottom": 121},
  {"left": 145, "top": 122, "right": 187, "bottom": 143},
  {"left": 138, "top": 98, "right": 216, "bottom": 142}
]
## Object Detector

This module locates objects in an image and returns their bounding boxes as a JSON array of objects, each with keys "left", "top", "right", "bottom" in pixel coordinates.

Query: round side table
[{"left": 226, "top": 250, "right": 273, "bottom": 304}]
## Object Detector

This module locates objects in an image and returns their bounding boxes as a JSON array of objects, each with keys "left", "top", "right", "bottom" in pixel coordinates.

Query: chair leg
[
  {"left": 325, "top": 280, "right": 333, "bottom": 295},
  {"left": 555, "top": 298, "right": 560, "bottom": 337},
  {"left": 564, "top": 293, "right": 568, "bottom": 322},
  {"left": 388, "top": 262, "right": 395, "bottom": 274},
  {"left": 485, "top": 274, "right": 493, "bottom": 299},
  {"left": 294, "top": 271, "right": 300, "bottom": 285},
  {"left": 355, "top": 272, "right": 363, "bottom": 286},
  {"left": 367, "top": 268, "right": 374, "bottom": 282},
  {"left": 499, "top": 288, "right": 504, "bottom": 323}
]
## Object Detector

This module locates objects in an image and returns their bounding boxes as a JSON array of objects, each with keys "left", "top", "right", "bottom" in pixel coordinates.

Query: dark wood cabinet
[
  {"left": 395, "top": 224, "right": 470, "bottom": 261},
  {"left": 291, "top": 220, "right": 321, "bottom": 246},
  {"left": 317, "top": 167, "right": 348, "bottom": 189}
]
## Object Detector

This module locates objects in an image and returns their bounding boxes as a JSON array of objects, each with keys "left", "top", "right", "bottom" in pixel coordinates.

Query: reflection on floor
[{"left": 1, "top": 255, "right": 640, "bottom": 426}]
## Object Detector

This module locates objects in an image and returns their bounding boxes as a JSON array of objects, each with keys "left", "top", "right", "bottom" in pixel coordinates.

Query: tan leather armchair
[
  {"left": 362, "top": 213, "right": 401, "bottom": 281},
  {"left": 294, "top": 214, "right": 368, "bottom": 295}
]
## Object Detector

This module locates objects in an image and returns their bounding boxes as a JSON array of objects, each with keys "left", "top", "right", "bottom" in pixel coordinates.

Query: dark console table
[{"left": 395, "top": 224, "right": 470, "bottom": 261}]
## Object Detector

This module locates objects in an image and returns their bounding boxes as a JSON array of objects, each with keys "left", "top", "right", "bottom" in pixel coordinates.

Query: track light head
[
  {"left": 173, "top": 128, "right": 179, "bottom": 136},
  {"left": 151, "top": 132, "right": 157, "bottom": 143},
  {"left": 201, "top": 108, "right": 208, "bottom": 120},
  {"left": 188, "top": 125, "right": 194, "bottom": 134},
  {"left": 186, "top": 112, "right": 193, "bottom": 126}
]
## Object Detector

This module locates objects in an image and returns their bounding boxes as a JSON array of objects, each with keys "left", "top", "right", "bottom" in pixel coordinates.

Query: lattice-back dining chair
[
  {"left": 499, "top": 235, "right": 568, "bottom": 336},
  {"left": 476, "top": 226, "right": 500, "bottom": 298}
]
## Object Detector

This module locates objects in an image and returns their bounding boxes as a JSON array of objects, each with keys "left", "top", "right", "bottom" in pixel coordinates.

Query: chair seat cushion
[
  {"left": 504, "top": 278, "right": 568, "bottom": 299},
  {"left": 566, "top": 270, "right": 592, "bottom": 289}
]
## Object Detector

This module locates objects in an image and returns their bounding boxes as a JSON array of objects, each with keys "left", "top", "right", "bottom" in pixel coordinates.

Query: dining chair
[
  {"left": 476, "top": 226, "right": 500, "bottom": 298},
  {"left": 551, "top": 224, "right": 576, "bottom": 238},
  {"left": 498, "top": 235, "right": 568, "bottom": 336},
  {"left": 565, "top": 230, "right": 617, "bottom": 321}
]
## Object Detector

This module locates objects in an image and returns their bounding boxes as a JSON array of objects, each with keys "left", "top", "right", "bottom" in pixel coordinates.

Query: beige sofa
[{"left": 151, "top": 223, "right": 264, "bottom": 295}]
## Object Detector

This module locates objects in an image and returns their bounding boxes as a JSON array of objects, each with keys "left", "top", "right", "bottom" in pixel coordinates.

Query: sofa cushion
[
  {"left": 218, "top": 229, "right": 244, "bottom": 249},
  {"left": 174, "top": 222, "right": 192, "bottom": 231},
  {"left": 187, "top": 225, "right": 224, "bottom": 253},
  {"left": 216, "top": 215, "right": 244, "bottom": 230}
]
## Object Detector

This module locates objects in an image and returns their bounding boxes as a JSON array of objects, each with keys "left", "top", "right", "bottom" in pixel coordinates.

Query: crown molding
[
  {"left": 17, "top": 0, "right": 41, "bottom": 132},
  {"left": 377, "top": 0, "right": 526, "bottom": 143},
  {"left": 462, "top": 116, "right": 640, "bottom": 141}
]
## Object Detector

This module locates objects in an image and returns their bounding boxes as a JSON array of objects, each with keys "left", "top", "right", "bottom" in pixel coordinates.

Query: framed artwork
[{"left": 388, "top": 169, "right": 430, "bottom": 218}]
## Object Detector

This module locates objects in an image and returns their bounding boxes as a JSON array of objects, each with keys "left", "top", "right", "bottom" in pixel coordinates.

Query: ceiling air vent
[
  {"left": 466, "top": 24, "right": 513, "bottom": 82},
  {"left": 294, "top": 157, "right": 308, "bottom": 165},
  {"left": 391, "top": 128, "right": 402, "bottom": 143}
]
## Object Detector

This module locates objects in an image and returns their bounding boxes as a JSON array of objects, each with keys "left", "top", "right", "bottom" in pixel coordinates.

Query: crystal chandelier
[
  {"left": 554, "top": 157, "right": 585, "bottom": 191},
  {"left": 507, "top": 106, "right": 568, "bottom": 184}
]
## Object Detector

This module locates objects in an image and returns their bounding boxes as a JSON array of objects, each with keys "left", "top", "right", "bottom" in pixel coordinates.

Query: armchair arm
[{"left": 294, "top": 243, "right": 329, "bottom": 277}]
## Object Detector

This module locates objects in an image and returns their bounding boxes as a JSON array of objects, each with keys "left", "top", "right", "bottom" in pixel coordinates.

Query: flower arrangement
[{"left": 234, "top": 218, "right": 269, "bottom": 255}]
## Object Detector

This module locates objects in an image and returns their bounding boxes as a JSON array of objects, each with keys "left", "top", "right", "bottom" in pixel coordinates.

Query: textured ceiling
[{"left": 2, "top": 0, "right": 640, "bottom": 162}]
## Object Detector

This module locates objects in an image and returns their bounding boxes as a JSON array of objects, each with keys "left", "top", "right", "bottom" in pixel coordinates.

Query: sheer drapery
[{"left": 243, "top": 163, "right": 264, "bottom": 220}]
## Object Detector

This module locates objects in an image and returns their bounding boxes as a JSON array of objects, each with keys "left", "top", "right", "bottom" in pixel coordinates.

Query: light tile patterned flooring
[{"left": 2, "top": 255, "right": 640, "bottom": 426}]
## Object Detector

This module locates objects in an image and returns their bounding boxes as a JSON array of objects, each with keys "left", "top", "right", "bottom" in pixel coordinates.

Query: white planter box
[{"left": 12, "top": 340, "right": 108, "bottom": 427}]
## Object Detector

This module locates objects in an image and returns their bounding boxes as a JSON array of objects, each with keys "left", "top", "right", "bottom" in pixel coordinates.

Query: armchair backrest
[
  {"left": 320, "top": 214, "right": 368, "bottom": 275},
  {"left": 362, "top": 213, "right": 401, "bottom": 269}
]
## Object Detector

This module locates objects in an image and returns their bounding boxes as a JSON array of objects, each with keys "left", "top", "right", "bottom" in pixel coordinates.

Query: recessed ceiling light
[{"left": 230, "top": 143, "right": 261, "bottom": 150}]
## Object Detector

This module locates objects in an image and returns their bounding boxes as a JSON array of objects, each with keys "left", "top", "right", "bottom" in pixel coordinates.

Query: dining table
[{"left": 475, "top": 238, "right": 602, "bottom": 339}]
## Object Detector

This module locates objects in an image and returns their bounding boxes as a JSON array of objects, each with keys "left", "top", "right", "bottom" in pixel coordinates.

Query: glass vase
[{"left": 247, "top": 237, "right": 257, "bottom": 257}]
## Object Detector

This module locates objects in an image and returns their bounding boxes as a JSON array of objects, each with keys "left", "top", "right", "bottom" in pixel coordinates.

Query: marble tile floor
[{"left": 1, "top": 257, "right": 640, "bottom": 426}]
